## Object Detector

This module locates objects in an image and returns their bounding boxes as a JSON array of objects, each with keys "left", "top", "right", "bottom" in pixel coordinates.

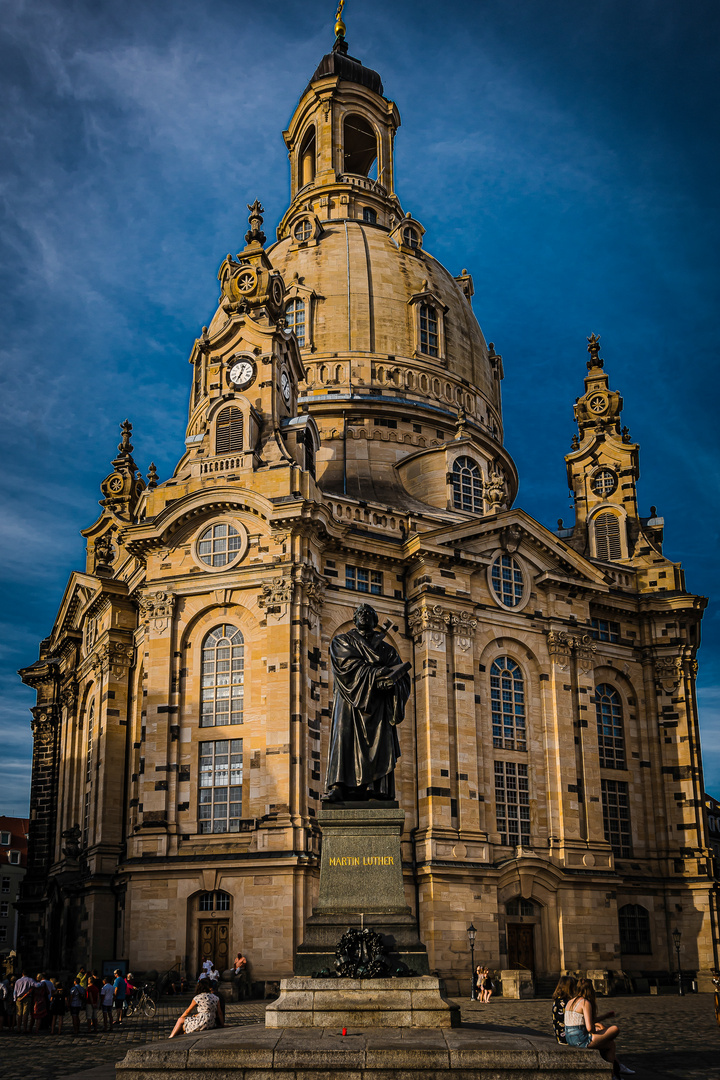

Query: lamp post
[
  {"left": 467, "top": 922, "right": 477, "bottom": 1000},
  {"left": 672, "top": 927, "right": 684, "bottom": 996}
]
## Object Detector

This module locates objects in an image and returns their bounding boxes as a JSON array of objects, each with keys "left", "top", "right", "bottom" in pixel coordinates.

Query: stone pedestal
[
  {"left": 295, "top": 803, "right": 429, "bottom": 975},
  {"left": 499, "top": 969, "right": 534, "bottom": 998},
  {"left": 117, "top": 1024, "right": 612, "bottom": 1079},
  {"left": 266, "top": 976, "right": 459, "bottom": 1028}
]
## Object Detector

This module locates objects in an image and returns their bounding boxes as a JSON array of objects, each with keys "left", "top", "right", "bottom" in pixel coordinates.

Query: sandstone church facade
[{"left": 18, "top": 27, "right": 718, "bottom": 992}]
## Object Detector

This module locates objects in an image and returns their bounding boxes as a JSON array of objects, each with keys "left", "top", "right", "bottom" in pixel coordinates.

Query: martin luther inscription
[{"left": 329, "top": 855, "right": 395, "bottom": 867}]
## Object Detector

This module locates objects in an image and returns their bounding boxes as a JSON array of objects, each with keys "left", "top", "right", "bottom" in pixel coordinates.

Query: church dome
[{"left": 266, "top": 221, "right": 498, "bottom": 406}]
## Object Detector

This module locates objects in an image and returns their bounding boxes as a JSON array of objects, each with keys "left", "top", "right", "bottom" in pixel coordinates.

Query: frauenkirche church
[{"left": 18, "top": 14, "right": 718, "bottom": 993}]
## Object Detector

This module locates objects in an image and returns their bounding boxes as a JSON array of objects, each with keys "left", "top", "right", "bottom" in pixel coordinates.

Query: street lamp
[
  {"left": 672, "top": 927, "right": 684, "bottom": 996},
  {"left": 467, "top": 922, "right": 477, "bottom": 1000}
]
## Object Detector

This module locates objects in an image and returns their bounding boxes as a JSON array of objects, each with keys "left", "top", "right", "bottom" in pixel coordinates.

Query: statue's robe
[{"left": 325, "top": 628, "right": 411, "bottom": 798}]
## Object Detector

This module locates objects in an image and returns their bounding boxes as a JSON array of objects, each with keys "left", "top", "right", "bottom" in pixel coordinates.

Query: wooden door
[
  {"left": 507, "top": 923, "right": 534, "bottom": 971},
  {"left": 198, "top": 920, "right": 230, "bottom": 973}
]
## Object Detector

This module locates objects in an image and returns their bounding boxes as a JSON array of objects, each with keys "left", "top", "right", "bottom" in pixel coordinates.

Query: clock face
[
  {"left": 281, "top": 370, "right": 291, "bottom": 403},
  {"left": 229, "top": 359, "right": 255, "bottom": 388},
  {"left": 588, "top": 394, "right": 607, "bottom": 414}
]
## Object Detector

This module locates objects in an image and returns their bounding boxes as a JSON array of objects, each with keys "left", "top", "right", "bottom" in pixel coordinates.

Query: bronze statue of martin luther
[{"left": 324, "top": 604, "right": 411, "bottom": 803}]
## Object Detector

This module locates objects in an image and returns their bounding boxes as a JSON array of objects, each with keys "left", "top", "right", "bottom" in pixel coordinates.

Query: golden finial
[{"left": 335, "top": 0, "right": 346, "bottom": 39}]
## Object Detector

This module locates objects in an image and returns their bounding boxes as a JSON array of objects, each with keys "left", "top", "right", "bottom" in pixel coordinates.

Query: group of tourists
[
  {"left": 552, "top": 975, "right": 634, "bottom": 1077},
  {"left": 474, "top": 965, "right": 496, "bottom": 1002},
  {"left": 1, "top": 966, "right": 134, "bottom": 1035}
]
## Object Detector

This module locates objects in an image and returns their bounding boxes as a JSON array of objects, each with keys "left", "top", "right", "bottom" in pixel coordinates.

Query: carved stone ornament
[
  {"left": 258, "top": 576, "right": 293, "bottom": 617},
  {"left": 94, "top": 531, "right": 116, "bottom": 567},
  {"left": 60, "top": 680, "right": 79, "bottom": 711},
  {"left": 485, "top": 471, "right": 507, "bottom": 512},
  {"left": 408, "top": 603, "right": 478, "bottom": 645},
  {"left": 138, "top": 590, "right": 176, "bottom": 633},
  {"left": 500, "top": 524, "right": 523, "bottom": 554},
  {"left": 31, "top": 708, "right": 57, "bottom": 745},
  {"left": 91, "top": 641, "right": 134, "bottom": 679},
  {"left": 547, "top": 630, "right": 597, "bottom": 664},
  {"left": 61, "top": 824, "right": 82, "bottom": 859},
  {"left": 654, "top": 655, "right": 684, "bottom": 691}
]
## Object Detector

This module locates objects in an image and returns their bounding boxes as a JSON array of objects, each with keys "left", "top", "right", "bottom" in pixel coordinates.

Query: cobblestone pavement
[{"left": 1, "top": 994, "right": 718, "bottom": 1080}]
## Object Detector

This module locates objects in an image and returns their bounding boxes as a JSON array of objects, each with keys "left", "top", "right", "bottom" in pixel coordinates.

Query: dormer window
[
  {"left": 215, "top": 406, "right": 243, "bottom": 454},
  {"left": 285, "top": 298, "right": 306, "bottom": 346},
  {"left": 452, "top": 457, "right": 483, "bottom": 512},
  {"left": 420, "top": 302, "right": 439, "bottom": 357},
  {"left": 293, "top": 219, "right": 313, "bottom": 243},
  {"left": 403, "top": 227, "right": 420, "bottom": 250}
]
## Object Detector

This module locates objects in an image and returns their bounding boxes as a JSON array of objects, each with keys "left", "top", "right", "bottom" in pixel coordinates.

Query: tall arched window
[
  {"left": 595, "top": 683, "right": 625, "bottom": 769},
  {"left": 419, "top": 302, "right": 439, "bottom": 357},
  {"left": 304, "top": 427, "right": 315, "bottom": 478},
  {"left": 619, "top": 904, "right": 651, "bottom": 954},
  {"left": 298, "top": 126, "right": 316, "bottom": 187},
  {"left": 285, "top": 298, "right": 306, "bottom": 346},
  {"left": 201, "top": 625, "right": 244, "bottom": 727},
  {"left": 594, "top": 512, "right": 622, "bottom": 561},
  {"left": 215, "top": 407, "right": 243, "bottom": 454},
  {"left": 452, "top": 457, "right": 483, "bottom": 512},
  {"left": 343, "top": 114, "right": 377, "bottom": 176},
  {"left": 490, "top": 657, "right": 526, "bottom": 751}
]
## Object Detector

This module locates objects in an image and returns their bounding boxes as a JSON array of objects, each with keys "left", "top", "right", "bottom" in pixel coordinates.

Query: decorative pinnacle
[
  {"left": 147, "top": 462, "right": 159, "bottom": 490},
  {"left": 335, "top": 0, "right": 346, "bottom": 39},
  {"left": 245, "top": 200, "right": 266, "bottom": 246},
  {"left": 586, "top": 332, "right": 603, "bottom": 370},
  {"left": 117, "top": 419, "right": 133, "bottom": 456}
]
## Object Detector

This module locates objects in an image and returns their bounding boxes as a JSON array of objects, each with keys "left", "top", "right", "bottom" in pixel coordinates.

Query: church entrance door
[
  {"left": 198, "top": 919, "right": 229, "bottom": 974},
  {"left": 507, "top": 923, "right": 534, "bottom": 971}
]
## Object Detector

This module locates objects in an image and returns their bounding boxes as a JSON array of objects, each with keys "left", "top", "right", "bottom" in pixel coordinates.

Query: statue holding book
[{"left": 324, "top": 603, "right": 411, "bottom": 802}]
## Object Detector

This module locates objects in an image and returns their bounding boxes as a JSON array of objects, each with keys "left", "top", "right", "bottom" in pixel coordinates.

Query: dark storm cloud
[{"left": 1, "top": 0, "right": 718, "bottom": 813}]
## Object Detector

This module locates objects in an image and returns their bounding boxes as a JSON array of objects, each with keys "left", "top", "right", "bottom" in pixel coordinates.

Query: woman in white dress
[{"left": 169, "top": 982, "right": 224, "bottom": 1038}]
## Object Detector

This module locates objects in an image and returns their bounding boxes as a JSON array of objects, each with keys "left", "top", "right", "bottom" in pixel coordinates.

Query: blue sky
[{"left": 1, "top": 0, "right": 718, "bottom": 816}]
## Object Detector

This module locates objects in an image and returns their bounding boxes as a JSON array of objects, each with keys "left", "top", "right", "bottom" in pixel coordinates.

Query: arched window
[
  {"left": 491, "top": 657, "right": 526, "bottom": 751},
  {"left": 215, "top": 406, "right": 243, "bottom": 454},
  {"left": 419, "top": 302, "right": 439, "bottom": 357},
  {"left": 304, "top": 427, "right": 315, "bottom": 478},
  {"left": 298, "top": 126, "right": 316, "bottom": 187},
  {"left": 453, "top": 457, "right": 483, "bottom": 512},
  {"left": 363, "top": 207, "right": 377, "bottom": 224},
  {"left": 343, "top": 114, "right": 377, "bottom": 176},
  {"left": 201, "top": 625, "right": 244, "bottom": 728},
  {"left": 595, "top": 683, "right": 625, "bottom": 769},
  {"left": 594, "top": 511, "right": 622, "bottom": 561},
  {"left": 403, "top": 226, "right": 420, "bottom": 250},
  {"left": 619, "top": 904, "right": 651, "bottom": 954},
  {"left": 286, "top": 298, "right": 306, "bottom": 347}
]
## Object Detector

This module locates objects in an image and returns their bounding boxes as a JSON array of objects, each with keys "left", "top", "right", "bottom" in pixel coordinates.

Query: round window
[
  {"left": 490, "top": 554, "right": 525, "bottom": 609},
  {"left": 194, "top": 519, "right": 247, "bottom": 571},
  {"left": 592, "top": 469, "right": 617, "bottom": 497},
  {"left": 294, "top": 219, "right": 313, "bottom": 242}
]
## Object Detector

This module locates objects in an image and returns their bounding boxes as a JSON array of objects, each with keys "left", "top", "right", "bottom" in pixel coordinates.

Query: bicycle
[{"left": 125, "top": 983, "right": 157, "bottom": 1018}]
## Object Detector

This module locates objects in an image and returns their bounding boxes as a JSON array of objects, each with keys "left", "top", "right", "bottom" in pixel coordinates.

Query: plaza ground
[{"left": 1, "top": 993, "right": 718, "bottom": 1080}]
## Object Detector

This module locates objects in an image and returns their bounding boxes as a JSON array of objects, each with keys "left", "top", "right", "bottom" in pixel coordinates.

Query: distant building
[
  {"left": 0, "top": 816, "right": 28, "bottom": 956},
  {"left": 17, "top": 19, "right": 719, "bottom": 992}
]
